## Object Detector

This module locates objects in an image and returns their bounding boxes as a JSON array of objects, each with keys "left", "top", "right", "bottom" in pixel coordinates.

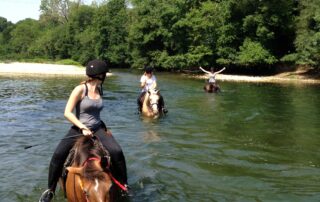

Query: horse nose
[{"left": 152, "top": 105, "right": 159, "bottom": 113}]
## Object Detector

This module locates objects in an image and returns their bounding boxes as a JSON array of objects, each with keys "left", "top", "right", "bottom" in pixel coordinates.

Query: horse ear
[{"left": 67, "top": 166, "right": 84, "bottom": 175}]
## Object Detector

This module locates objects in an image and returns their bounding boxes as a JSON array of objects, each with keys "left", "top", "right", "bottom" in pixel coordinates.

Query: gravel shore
[
  {"left": 1, "top": 62, "right": 319, "bottom": 84},
  {"left": 0, "top": 62, "right": 84, "bottom": 76}
]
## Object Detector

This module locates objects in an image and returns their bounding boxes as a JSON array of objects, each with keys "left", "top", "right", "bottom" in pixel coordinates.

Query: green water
[{"left": 0, "top": 70, "right": 319, "bottom": 202}]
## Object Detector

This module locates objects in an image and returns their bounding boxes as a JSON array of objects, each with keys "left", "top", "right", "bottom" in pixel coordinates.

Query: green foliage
[
  {"left": 2, "top": 0, "right": 320, "bottom": 72},
  {"left": 95, "top": 0, "right": 129, "bottom": 67},
  {"left": 9, "top": 19, "right": 42, "bottom": 57},
  {"left": 294, "top": 0, "right": 320, "bottom": 66},
  {"left": 237, "top": 38, "right": 277, "bottom": 66},
  {"left": 67, "top": 5, "right": 98, "bottom": 64},
  {"left": 0, "top": 17, "right": 14, "bottom": 59},
  {"left": 55, "top": 59, "right": 82, "bottom": 66}
]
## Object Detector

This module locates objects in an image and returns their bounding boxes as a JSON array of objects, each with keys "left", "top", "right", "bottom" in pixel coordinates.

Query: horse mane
[{"left": 73, "top": 136, "right": 107, "bottom": 181}]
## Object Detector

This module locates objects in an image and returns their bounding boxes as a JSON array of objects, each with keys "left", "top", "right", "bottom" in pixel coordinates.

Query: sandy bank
[
  {"left": 0, "top": 62, "right": 85, "bottom": 76},
  {"left": 188, "top": 69, "right": 320, "bottom": 85},
  {"left": 1, "top": 62, "right": 319, "bottom": 84}
]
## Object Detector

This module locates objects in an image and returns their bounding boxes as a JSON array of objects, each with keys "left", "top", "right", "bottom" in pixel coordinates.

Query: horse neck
[{"left": 73, "top": 138, "right": 101, "bottom": 167}]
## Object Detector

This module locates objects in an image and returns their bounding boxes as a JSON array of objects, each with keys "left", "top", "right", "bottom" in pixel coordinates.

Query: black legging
[{"left": 48, "top": 126, "right": 127, "bottom": 191}]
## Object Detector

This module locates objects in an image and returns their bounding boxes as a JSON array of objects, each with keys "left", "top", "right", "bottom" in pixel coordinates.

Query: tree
[
  {"left": 40, "top": 0, "right": 82, "bottom": 24},
  {"left": 95, "top": 0, "right": 129, "bottom": 67},
  {"left": 0, "top": 17, "right": 14, "bottom": 58},
  {"left": 294, "top": 0, "right": 320, "bottom": 67},
  {"left": 67, "top": 5, "right": 98, "bottom": 63},
  {"left": 9, "top": 19, "right": 42, "bottom": 57}
]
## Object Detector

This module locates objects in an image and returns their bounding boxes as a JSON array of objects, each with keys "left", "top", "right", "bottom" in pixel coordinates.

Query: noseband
[{"left": 148, "top": 94, "right": 159, "bottom": 110}]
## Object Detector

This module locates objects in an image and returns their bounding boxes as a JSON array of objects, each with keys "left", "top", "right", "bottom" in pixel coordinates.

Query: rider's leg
[
  {"left": 39, "top": 127, "right": 80, "bottom": 202},
  {"left": 159, "top": 95, "right": 168, "bottom": 113},
  {"left": 95, "top": 128, "right": 128, "bottom": 185}
]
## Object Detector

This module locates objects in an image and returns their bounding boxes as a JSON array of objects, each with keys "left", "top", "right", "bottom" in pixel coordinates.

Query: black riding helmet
[
  {"left": 86, "top": 59, "right": 109, "bottom": 76},
  {"left": 145, "top": 66, "right": 153, "bottom": 74},
  {"left": 85, "top": 59, "right": 109, "bottom": 95}
]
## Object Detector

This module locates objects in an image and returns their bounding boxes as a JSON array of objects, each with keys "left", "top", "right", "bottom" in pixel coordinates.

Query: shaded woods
[{"left": 0, "top": 0, "right": 319, "bottom": 73}]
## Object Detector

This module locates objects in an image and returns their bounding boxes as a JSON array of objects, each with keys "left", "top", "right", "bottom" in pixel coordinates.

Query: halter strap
[
  {"left": 81, "top": 157, "right": 127, "bottom": 192},
  {"left": 82, "top": 157, "right": 101, "bottom": 167}
]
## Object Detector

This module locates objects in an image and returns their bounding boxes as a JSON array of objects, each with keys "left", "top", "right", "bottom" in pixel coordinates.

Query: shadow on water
[{"left": 1, "top": 72, "right": 320, "bottom": 201}]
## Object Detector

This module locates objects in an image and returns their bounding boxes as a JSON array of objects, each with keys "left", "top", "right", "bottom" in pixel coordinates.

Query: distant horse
[
  {"left": 62, "top": 136, "right": 112, "bottom": 202},
  {"left": 204, "top": 83, "right": 220, "bottom": 93},
  {"left": 139, "top": 89, "right": 166, "bottom": 118}
]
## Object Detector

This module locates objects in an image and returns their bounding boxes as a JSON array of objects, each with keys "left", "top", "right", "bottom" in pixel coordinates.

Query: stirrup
[{"left": 39, "top": 189, "right": 54, "bottom": 202}]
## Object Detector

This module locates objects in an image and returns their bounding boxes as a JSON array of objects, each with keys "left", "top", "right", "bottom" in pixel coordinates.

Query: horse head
[
  {"left": 148, "top": 88, "right": 160, "bottom": 114},
  {"left": 66, "top": 136, "right": 112, "bottom": 202},
  {"left": 204, "top": 83, "right": 220, "bottom": 93}
]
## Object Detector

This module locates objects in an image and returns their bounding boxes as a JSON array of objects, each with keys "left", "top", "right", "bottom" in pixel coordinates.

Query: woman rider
[
  {"left": 137, "top": 67, "right": 167, "bottom": 113},
  {"left": 39, "top": 59, "right": 128, "bottom": 202},
  {"left": 199, "top": 66, "right": 226, "bottom": 84}
]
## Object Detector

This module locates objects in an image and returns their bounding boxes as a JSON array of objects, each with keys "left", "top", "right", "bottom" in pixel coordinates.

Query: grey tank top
[{"left": 76, "top": 84, "right": 103, "bottom": 130}]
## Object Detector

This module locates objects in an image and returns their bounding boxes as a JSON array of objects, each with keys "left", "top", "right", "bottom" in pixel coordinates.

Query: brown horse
[
  {"left": 204, "top": 83, "right": 220, "bottom": 93},
  {"left": 63, "top": 136, "right": 112, "bottom": 202}
]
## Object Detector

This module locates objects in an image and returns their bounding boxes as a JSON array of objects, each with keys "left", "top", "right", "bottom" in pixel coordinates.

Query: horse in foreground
[
  {"left": 62, "top": 136, "right": 112, "bottom": 202},
  {"left": 139, "top": 89, "right": 167, "bottom": 118},
  {"left": 204, "top": 83, "right": 220, "bottom": 93}
]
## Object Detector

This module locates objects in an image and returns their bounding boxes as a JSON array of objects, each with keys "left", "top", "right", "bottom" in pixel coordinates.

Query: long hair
[{"left": 80, "top": 76, "right": 94, "bottom": 84}]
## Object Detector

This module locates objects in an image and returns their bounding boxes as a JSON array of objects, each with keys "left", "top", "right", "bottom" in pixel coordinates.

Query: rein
[
  {"left": 147, "top": 93, "right": 159, "bottom": 110},
  {"left": 81, "top": 157, "right": 128, "bottom": 192},
  {"left": 82, "top": 157, "right": 101, "bottom": 167}
]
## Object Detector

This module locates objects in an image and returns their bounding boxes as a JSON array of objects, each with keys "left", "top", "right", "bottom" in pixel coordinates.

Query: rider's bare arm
[
  {"left": 151, "top": 81, "right": 157, "bottom": 90},
  {"left": 64, "top": 85, "right": 92, "bottom": 136},
  {"left": 199, "top": 66, "right": 211, "bottom": 74}
]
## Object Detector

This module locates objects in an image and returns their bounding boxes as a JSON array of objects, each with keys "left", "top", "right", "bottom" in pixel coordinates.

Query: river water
[{"left": 0, "top": 70, "right": 319, "bottom": 202}]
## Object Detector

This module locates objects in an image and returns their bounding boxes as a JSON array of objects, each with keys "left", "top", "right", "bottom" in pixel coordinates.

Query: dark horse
[
  {"left": 204, "top": 83, "right": 220, "bottom": 93},
  {"left": 61, "top": 136, "right": 113, "bottom": 202}
]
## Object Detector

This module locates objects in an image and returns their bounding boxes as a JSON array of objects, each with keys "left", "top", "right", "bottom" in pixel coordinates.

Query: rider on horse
[
  {"left": 137, "top": 66, "right": 167, "bottom": 114},
  {"left": 199, "top": 66, "right": 226, "bottom": 92},
  {"left": 199, "top": 66, "right": 226, "bottom": 84},
  {"left": 39, "top": 59, "right": 128, "bottom": 202}
]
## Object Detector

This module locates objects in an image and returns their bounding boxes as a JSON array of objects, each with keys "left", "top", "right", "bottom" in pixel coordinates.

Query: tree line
[{"left": 0, "top": 0, "right": 319, "bottom": 72}]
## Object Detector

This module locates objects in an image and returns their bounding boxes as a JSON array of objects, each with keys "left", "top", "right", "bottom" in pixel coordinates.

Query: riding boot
[
  {"left": 48, "top": 162, "right": 62, "bottom": 192},
  {"left": 39, "top": 189, "right": 54, "bottom": 202},
  {"left": 40, "top": 162, "right": 58, "bottom": 202}
]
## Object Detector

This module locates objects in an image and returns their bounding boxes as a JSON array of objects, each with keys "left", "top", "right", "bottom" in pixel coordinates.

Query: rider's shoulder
[{"left": 72, "top": 84, "right": 85, "bottom": 94}]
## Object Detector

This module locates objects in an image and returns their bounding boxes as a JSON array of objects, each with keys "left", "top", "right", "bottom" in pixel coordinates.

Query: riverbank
[
  {"left": 0, "top": 62, "right": 85, "bottom": 76},
  {"left": 1, "top": 62, "right": 319, "bottom": 84},
  {"left": 188, "top": 67, "right": 320, "bottom": 84}
]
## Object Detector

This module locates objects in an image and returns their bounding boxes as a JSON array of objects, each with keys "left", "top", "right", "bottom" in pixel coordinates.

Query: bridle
[
  {"left": 75, "top": 157, "right": 101, "bottom": 202},
  {"left": 75, "top": 156, "right": 127, "bottom": 202},
  {"left": 147, "top": 91, "right": 159, "bottom": 111}
]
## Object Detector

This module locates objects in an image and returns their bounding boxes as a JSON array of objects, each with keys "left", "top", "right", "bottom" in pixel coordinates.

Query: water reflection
[
  {"left": 143, "top": 130, "right": 161, "bottom": 143},
  {"left": 1, "top": 73, "right": 320, "bottom": 202}
]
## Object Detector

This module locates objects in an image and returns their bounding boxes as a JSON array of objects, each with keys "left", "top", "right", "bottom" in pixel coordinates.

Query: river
[{"left": 0, "top": 70, "right": 319, "bottom": 202}]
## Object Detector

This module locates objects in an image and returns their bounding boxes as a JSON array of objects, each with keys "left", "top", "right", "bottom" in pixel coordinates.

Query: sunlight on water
[{"left": 0, "top": 72, "right": 320, "bottom": 202}]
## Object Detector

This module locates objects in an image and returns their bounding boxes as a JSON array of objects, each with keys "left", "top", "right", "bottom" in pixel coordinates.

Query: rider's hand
[{"left": 81, "top": 128, "right": 93, "bottom": 136}]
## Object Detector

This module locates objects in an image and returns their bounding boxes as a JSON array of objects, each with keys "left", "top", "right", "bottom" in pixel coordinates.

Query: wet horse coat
[
  {"left": 63, "top": 136, "right": 112, "bottom": 202},
  {"left": 204, "top": 83, "right": 220, "bottom": 93},
  {"left": 140, "top": 89, "right": 165, "bottom": 118}
]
